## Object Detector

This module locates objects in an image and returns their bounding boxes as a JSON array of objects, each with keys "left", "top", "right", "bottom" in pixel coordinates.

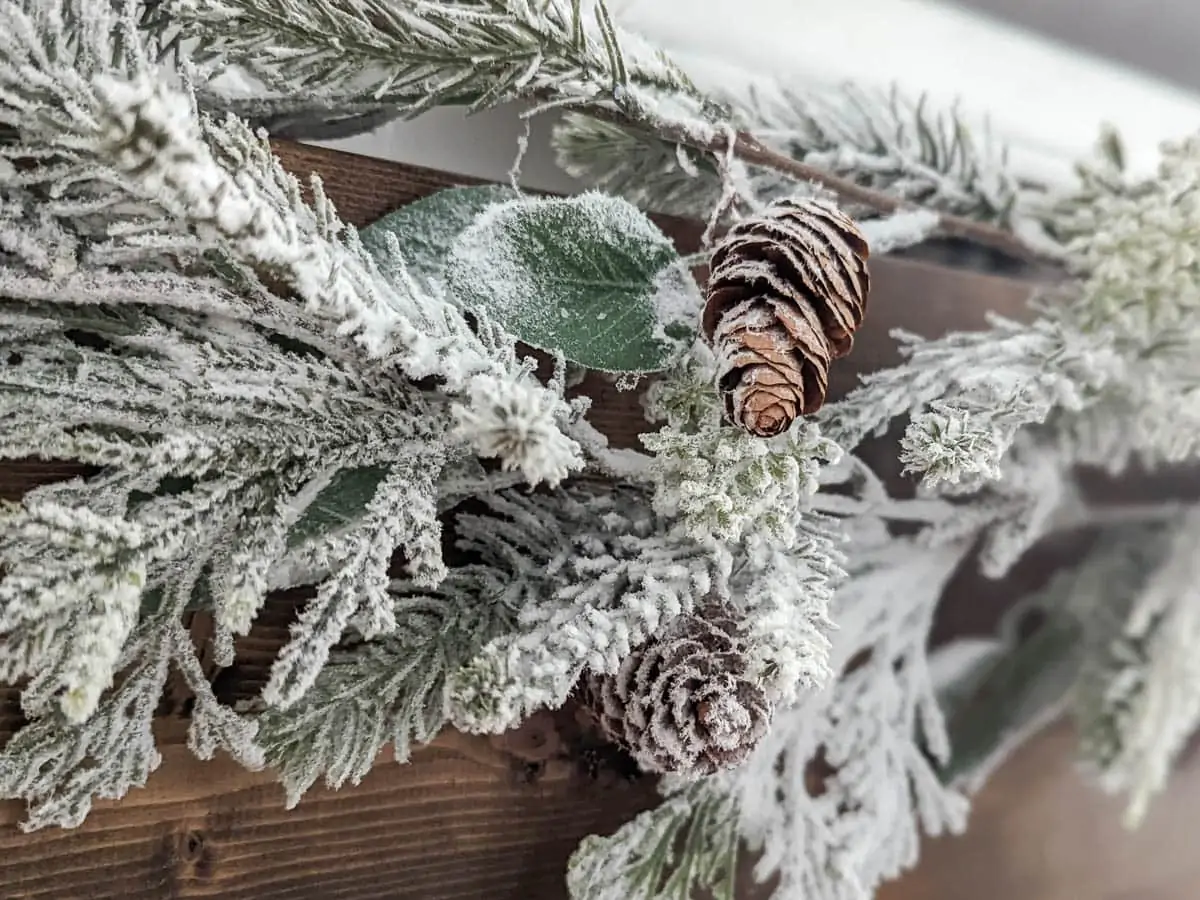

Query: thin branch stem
[{"left": 587, "top": 105, "right": 1062, "bottom": 267}]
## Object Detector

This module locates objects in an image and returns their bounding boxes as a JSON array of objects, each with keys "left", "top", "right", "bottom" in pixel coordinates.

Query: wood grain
[{"left": 0, "top": 717, "right": 657, "bottom": 900}]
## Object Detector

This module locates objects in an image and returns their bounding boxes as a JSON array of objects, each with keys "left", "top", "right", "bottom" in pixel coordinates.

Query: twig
[{"left": 586, "top": 105, "right": 1060, "bottom": 267}]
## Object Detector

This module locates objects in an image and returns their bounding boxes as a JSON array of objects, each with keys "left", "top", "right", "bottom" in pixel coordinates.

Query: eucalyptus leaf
[
  {"left": 445, "top": 192, "right": 701, "bottom": 373},
  {"left": 286, "top": 465, "right": 392, "bottom": 550},
  {"left": 360, "top": 184, "right": 520, "bottom": 289}
]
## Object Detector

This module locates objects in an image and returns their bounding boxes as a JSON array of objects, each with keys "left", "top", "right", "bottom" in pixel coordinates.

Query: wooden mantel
[{"left": 2, "top": 141, "right": 1197, "bottom": 900}]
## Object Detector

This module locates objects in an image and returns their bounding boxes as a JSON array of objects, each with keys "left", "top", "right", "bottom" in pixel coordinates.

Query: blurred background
[{"left": 332, "top": 0, "right": 1200, "bottom": 192}]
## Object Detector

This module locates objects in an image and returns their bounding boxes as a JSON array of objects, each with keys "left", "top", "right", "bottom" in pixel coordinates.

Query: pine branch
[
  {"left": 556, "top": 81, "right": 1038, "bottom": 238},
  {"left": 261, "top": 458, "right": 446, "bottom": 708},
  {"left": 162, "top": 0, "right": 1054, "bottom": 263},
  {"left": 568, "top": 780, "right": 741, "bottom": 900},
  {"left": 445, "top": 485, "right": 731, "bottom": 733},
  {"left": 257, "top": 572, "right": 516, "bottom": 805},
  {"left": 167, "top": 0, "right": 699, "bottom": 117},
  {"left": 584, "top": 103, "right": 1056, "bottom": 265},
  {"left": 0, "top": 637, "right": 169, "bottom": 830},
  {"left": 1071, "top": 510, "right": 1200, "bottom": 827},
  {"left": 572, "top": 538, "right": 975, "bottom": 900},
  {"left": 826, "top": 132, "right": 1200, "bottom": 504}
]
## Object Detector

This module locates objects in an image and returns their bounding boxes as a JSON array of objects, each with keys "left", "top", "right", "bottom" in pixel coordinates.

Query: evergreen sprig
[
  {"left": 257, "top": 572, "right": 517, "bottom": 805},
  {"left": 168, "top": 0, "right": 700, "bottom": 119},
  {"left": 568, "top": 780, "right": 742, "bottom": 900},
  {"left": 553, "top": 81, "right": 1030, "bottom": 226}
]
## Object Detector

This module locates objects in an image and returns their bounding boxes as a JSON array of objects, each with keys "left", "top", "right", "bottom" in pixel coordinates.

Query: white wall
[
  {"left": 328, "top": 0, "right": 1200, "bottom": 189},
  {"left": 949, "top": 0, "right": 1200, "bottom": 95}
]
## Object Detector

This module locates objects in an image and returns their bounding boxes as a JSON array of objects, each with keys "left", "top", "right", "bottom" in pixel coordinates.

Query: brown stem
[{"left": 587, "top": 105, "right": 1061, "bottom": 267}]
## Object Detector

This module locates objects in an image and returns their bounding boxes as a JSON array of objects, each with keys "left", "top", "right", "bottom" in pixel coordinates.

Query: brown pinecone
[
  {"left": 581, "top": 603, "right": 772, "bottom": 777},
  {"left": 702, "top": 197, "right": 870, "bottom": 437}
]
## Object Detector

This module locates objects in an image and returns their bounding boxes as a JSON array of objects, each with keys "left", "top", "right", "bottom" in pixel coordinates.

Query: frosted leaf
[
  {"left": 445, "top": 192, "right": 700, "bottom": 373},
  {"left": 284, "top": 465, "right": 392, "bottom": 550},
  {"left": 359, "top": 185, "right": 520, "bottom": 291},
  {"left": 938, "top": 585, "right": 1083, "bottom": 793}
]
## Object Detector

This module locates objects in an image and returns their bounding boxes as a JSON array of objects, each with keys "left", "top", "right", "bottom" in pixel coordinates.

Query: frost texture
[
  {"left": 166, "top": 0, "right": 700, "bottom": 124},
  {"left": 257, "top": 573, "right": 517, "bottom": 805},
  {"left": 641, "top": 345, "right": 843, "bottom": 553},
  {"left": 1071, "top": 511, "right": 1200, "bottom": 826},
  {"left": 445, "top": 192, "right": 700, "bottom": 373},
  {"left": 553, "top": 81, "right": 1048, "bottom": 240},
  {"left": 828, "top": 133, "right": 1200, "bottom": 492},
  {"left": 6, "top": 5, "right": 1200, "bottom": 900}
]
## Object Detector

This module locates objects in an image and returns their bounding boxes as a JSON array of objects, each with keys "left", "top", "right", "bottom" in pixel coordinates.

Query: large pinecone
[
  {"left": 582, "top": 603, "right": 772, "bottom": 777},
  {"left": 702, "top": 197, "right": 870, "bottom": 437}
]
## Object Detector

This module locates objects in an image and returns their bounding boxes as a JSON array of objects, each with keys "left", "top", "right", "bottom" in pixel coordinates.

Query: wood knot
[
  {"left": 181, "top": 830, "right": 205, "bottom": 861},
  {"left": 170, "top": 827, "right": 217, "bottom": 880}
]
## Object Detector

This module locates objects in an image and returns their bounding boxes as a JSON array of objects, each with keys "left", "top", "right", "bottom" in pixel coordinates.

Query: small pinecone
[
  {"left": 702, "top": 197, "right": 870, "bottom": 437},
  {"left": 582, "top": 603, "right": 772, "bottom": 777}
]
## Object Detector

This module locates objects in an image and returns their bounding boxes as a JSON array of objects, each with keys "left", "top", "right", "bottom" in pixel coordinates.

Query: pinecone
[
  {"left": 702, "top": 197, "right": 870, "bottom": 437},
  {"left": 582, "top": 603, "right": 772, "bottom": 777}
]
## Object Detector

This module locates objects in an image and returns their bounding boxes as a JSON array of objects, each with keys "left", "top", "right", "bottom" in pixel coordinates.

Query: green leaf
[
  {"left": 360, "top": 184, "right": 520, "bottom": 289},
  {"left": 286, "top": 465, "right": 391, "bottom": 549},
  {"left": 938, "top": 611, "right": 1082, "bottom": 791},
  {"left": 445, "top": 192, "right": 701, "bottom": 373}
]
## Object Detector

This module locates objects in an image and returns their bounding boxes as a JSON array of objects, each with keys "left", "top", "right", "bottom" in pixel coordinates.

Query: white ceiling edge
[{"left": 610, "top": 0, "right": 1200, "bottom": 182}]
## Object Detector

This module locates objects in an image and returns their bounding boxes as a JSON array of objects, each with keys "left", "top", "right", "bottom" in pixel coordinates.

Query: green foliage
[
  {"left": 169, "top": 0, "right": 699, "bottom": 118},
  {"left": 359, "top": 185, "right": 520, "bottom": 290},
  {"left": 445, "top": 193, "right": 700, "bottom": 373},
  {"left": 257, "top": 573, "right": 516, "bottom": 805},
  {"left": 567, "top": 782, "right": 741, "bottom": 900},
  {"left": 553, "top": 112, "right": 722, "bottom": 219},
  {"left": 1068, "top": 516, "right": 1200, "bottom": 826}
]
